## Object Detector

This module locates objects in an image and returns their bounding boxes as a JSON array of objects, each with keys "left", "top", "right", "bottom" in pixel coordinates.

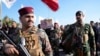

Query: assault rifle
[{"left": 0, "top": 30, "right": 31, "bottom": 56}]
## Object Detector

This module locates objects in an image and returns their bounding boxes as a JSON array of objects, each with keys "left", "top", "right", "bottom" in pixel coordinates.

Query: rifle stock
[{"left": 0, "top": 30, "right": 31, "bottom": 56}]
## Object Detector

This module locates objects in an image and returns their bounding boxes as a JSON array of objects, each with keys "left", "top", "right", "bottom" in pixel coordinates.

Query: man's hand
[
  {"left": 45, "top": 41, "right": 52, "bottom": 52},
  {"left": 4, "top": 44, "right": 19, "bottom": 55}
]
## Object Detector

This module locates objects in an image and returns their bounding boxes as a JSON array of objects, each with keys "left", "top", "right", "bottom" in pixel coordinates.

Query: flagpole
[{"left": 0, "top": 0, "right": 2, "bottom": 20}]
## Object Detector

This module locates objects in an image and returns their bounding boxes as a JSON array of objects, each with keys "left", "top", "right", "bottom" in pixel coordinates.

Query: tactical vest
[
  {"left": 73, "top": 24, "right": 91, "bottom": 56},
  {"left": 62, "top": 23, "right": 91, "bottom": 56},
  {"left": 19, "top": 26, "right": 44, "bottom": 56}
]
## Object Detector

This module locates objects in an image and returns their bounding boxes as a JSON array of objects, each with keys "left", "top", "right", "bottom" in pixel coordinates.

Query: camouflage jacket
[
  {"left": 62, "top": 23, "right": 96, "bottom": 56},
  {"left": 20, "top": 26, "right": 44, "bottom": 56},
  {"left": 9, "top": 26, "right": 44, "bottom": 56},
  {"left": 37, "top": 28, "right": 52, "bottom": 54}
]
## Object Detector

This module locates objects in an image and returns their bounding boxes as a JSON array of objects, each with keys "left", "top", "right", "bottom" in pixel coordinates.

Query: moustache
[{"left": 27, "top": 20, "right": 34, "bottom": 23}]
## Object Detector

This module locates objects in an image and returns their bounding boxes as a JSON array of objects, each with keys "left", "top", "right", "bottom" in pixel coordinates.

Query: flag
[
  {"left": 2, "top": 0, "right": 16, "bottom": 8},
  {"left": 41, "top": 0, "right": 59, "bottom": 12}
]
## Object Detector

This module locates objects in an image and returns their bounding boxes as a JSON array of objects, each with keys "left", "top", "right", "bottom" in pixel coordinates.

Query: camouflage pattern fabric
[
  {"left": 62, "top": 23, "right": 96, "bottom": 56},
  {"left": 19, "top": 26, "right": 45, "bottom": 56}
]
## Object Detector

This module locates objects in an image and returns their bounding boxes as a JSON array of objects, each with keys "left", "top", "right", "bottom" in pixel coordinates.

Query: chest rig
[
  {"left": 19, "top": 26, "right": 40, "bottom": 51},
  {"left": 19, "top": 27, "right": 44, "bottom": 56},
  {"left": 74, "top": 24, "right": 89, "bottom": 45}
]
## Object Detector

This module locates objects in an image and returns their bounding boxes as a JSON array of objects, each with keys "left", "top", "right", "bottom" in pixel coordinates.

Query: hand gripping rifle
[{"left": 0, "top": 30, "right": 31, "bottom": 56}]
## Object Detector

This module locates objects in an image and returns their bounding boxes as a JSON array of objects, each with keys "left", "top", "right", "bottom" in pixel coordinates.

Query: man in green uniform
[
  {"left": 62, "top": 11, "right": 96, "bottom": 56},
  {"left": 4, "top": 7, "right": 44, "bottom": 56}
]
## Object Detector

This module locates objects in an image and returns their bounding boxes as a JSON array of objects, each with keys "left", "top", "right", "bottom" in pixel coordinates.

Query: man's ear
[
  {"left": 19, "top": 16, "right": 21, "bottom": 22},
  {"left": 19, "top": 16, "right": 21, "bottom": 19}
]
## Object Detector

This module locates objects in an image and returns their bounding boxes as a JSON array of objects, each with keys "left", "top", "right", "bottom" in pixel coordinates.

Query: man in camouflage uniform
[
  {"left": 4, "top": 7, "right": 44, "bottom": 56},
  {"left": 62, "top": 11, "right": 96, "bottom": 56},
  {"left": 37, "top": 24, "right": 53, "bottom": 56}
]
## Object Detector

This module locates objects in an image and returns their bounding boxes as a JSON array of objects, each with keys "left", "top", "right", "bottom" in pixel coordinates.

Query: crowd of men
[{"left": 0, "top": 6, "right": 100, "bottom": 56}]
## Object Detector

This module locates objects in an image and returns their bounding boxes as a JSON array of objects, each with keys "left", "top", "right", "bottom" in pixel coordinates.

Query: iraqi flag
[
  {"left": 2, "top": 0, "right": 16, "bottom": 8},
  {"left": 42, "top": 0, "right": 59, "bottom": 12}
]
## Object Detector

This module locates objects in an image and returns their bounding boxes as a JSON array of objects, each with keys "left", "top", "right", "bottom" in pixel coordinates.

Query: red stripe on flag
[{"left": 42, "top": 0, "right": 59, "bottom": 12}]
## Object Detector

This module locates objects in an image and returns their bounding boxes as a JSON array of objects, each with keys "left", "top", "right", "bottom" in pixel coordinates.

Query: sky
[{"left": 1, "top": 0, "right": 100, "bottom": 26}]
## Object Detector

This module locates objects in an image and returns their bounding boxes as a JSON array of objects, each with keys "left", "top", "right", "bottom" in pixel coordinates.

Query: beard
[
  {"left": 22, "top": 21, "right": 34, "bottom": 28},
  {"left": 27, "top": 20, "right": 34, "bottom": 23},
  {"left": 77, "top": 17, "right": 82, "bottom": 22},
  {"left": 77, "top": 18, "right": 83, "bottom": 25}
]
